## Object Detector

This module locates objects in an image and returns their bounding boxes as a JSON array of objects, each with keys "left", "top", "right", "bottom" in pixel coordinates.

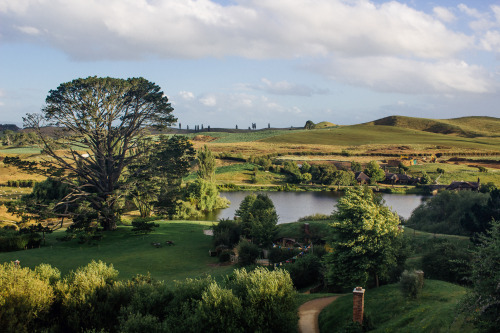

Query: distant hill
[
  {"left": 314, "top": 121, "right": 337, "bottom": 129},
  {"left": 366, "top": 115, "right": 500, "bottom": 137},
  {"left": 0, "top": 124, "right": 20, "bottom": 132}
]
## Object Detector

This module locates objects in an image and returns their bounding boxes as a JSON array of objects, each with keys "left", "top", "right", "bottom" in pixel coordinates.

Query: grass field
[
  {"left": 318, "top": 279, "right": 476, "bottom": 333},
  {"left": 0, "top": 221, "right": 235, "bottom": 284},
  {"left": 260, "top": 125, "right": 500, "bottom": 152}
]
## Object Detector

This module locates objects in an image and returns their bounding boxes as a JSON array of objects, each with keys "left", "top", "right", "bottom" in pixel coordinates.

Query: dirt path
[{"left": 298, "top": 296, "right": 339, "bottom": 333}]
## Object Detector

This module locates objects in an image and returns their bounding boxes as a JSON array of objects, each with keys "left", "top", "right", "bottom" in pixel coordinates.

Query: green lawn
[
  {"left": 318, "top": 280, "right": 476, "bottom": 333},
  {"left": 0, "top": 221, "right": 235, "bottom": 284}
]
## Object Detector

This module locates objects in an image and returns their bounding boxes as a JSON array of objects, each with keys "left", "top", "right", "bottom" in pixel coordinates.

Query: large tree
[
  {"left": 235, "top": 194, "right": 278, "bottom": 247},
  {"left": 324, "top": 186, "right": 403, "bottom": 289},
  {"left": 126, "top": 135, "right": 196, "bottom": 218},
  {"left": 17, "top": 77, "right": 176, "bottom": 230}
]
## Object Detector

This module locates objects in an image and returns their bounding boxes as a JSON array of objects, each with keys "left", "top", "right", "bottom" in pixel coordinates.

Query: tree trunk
[{"left": 375, "top": 273, "right": 380, "bottom": 288}]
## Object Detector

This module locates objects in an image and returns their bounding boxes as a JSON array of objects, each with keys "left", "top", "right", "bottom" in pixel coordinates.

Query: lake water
[{"left": 203, "top": 191, "right": 427, "bottom": 223}]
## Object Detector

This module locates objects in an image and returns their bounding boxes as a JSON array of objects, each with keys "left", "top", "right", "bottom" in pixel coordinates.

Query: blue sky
[{"left": 1, "top": 0, "right": 499, "bottom": 129}]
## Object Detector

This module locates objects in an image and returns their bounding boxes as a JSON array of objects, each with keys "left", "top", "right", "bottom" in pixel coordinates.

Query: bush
[
  {"left": 400, "top": 270, "right": 423, "bottom": 299},
  {"left": 421, "top": 240, "right": 472, "bottom": 285},
  {"left": 285, "top": 254, "right": 322, "bottom": 289},
  {"left": 218, "top": 250, "right": 233, "bottom": 263},
  {"left": 237, "top": 240, "right": 260, "bottom": 266},
  {"left": 228, "top": 267, "right": 297, "bottom": 332},
  {"left": 34, "top": 263, "right": 61, "bottom": 285},
  {"left": 212, "top": 218, "right": 241, "bottom": 248},
  {"left": 131, "top": 219, "right": 159, "bottom": 234},
  {"left": 0, "top": 262, "right": 54, "bottom": 333}
]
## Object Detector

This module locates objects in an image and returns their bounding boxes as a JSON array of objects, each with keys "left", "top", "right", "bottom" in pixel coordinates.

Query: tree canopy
[
  {"left": 236, "top": 194, "right": 278, "bottom": 247},
  {"left": 324, "top": 186, "right": 403, "bottom": 289},
  {"left": 18, "top": 76, "right": 176, "bottom": 230}
]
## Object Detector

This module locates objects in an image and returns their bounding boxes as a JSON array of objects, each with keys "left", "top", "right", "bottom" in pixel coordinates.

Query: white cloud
[
  {"left": 178, "top": 91, "right": 195, "bottom": 100},
  {"left": 433, "top": 7, "right": 455, "bottom": 23},
  {"left": 316, "top": 57, "right": 495, "bottom": 94},
  {"left": 248, "top": 78, "right": 329, "bottom": 96},
  {"left": 199, "top": 94, "right": 217, "bottom": 107},
  {"left": 16, "top": 25, "right": 40, "bottom": 35},
  {"left": 481, "top": 30, "right": 500, "bottom": 52},
  {"left": 0, "top": 0, "right": 472, "bottom": 60}
]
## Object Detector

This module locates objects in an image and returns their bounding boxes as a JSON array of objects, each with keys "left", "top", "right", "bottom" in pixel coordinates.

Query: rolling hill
[{"left": 366, "top": 115, "right": 500, "bottom": 138}]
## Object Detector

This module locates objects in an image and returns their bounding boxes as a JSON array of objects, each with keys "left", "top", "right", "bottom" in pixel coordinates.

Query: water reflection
[{"left": 201, "top": 191, "right": 426, "bottom": 224}]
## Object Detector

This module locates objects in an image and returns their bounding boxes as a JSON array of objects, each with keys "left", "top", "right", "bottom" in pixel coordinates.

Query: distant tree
[
  {"left": 236, "top": 194, "right": 278, "bottom": 247},
  {"left": 197, "top": 145, "right": 216, "bottom": 182},
  {"left": 350, "top": 161, "right": 362, "bottom": 172},
  {"left": 324, "top": 187, "right": 403, "bottom": 289},
  {"left": 364, "top": 161, "right": 385, "bottom": 183},
  {"left": 304, "top": 120, "right": 315, "bottom": 130},
  {"left": 419, "top": 171, "right": 432, "bottom": 184},
  {"left": 10, "top": 77, "right": 175, "bottom": 231}
]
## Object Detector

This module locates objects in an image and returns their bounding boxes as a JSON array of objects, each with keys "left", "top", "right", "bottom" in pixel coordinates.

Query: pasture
[{"left": 0, "top": 221, "right": 235, "bottom": 284}]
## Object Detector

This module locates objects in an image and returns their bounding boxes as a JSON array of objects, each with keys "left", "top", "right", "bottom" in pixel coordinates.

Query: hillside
[
  {"left": 366, "top": 115, "right": 500, "bottom": 138},
  {"left": 259, "top": 123, "right": 500, "bottom": 152}
]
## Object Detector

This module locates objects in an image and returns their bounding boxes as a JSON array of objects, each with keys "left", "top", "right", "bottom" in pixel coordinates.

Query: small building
[
  {"left": 354, "top": 172, "right": 370, "bottom": 185},
  {"left": 446, "top": 180, "right": 480, "bottom": 191}
]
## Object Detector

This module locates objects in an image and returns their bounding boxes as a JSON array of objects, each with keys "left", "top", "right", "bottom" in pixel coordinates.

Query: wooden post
[{"left": 353, "top": 286, "right": 365, "bottom": 324}]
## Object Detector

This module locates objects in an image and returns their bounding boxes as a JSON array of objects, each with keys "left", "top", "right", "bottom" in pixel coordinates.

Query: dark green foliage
[
  {"left": 399, "top": 270, "right": 423, "bottom": 299},
  {"left": 0, "top": 229, "right": 41, "bottom": 252},
  {"left": 461, "top": 220, "right": 500, "bottom": 332},
  {"left": 131, "top": 218, "right": 160, "bottom": 234},
  {"left": 268, "top": 247, "right": 301, "bottom": 264},
  {"left": 212, "top": 218, "right": 241, "bottom": 248},
  {"left": 407, "top": 190, "right": 490, "bottom": 236},
  {"left": 421, "top": 239, "right": 472, "bottom": 285},
  {"left": 237, "top": 240, "right": 260, "bottom": 266},
  {"left": 235, "top": 194, "right": 278, "bottom": 246},
  {"left": 197, "top": 145, "right": 216, "bottom": 182},
  {"left": 285, "top": 254, "right": 322, "bottom": 289},
  {"left": 127, "top": 135, "right": 196, "bottom": 218}
]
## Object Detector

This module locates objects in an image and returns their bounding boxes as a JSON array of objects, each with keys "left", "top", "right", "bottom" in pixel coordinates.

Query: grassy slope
[
  {"left": 0, "top": 221, "right": 235, "bottom": 284},
  {"left": 259, "top": 124, "right": 500, "bottom": 152},
  {"left": 318, "top": 280, "right": 476, "bottom": 333},
  {"left": 369, "top": 115, "right": 500, "bottom": 138}
]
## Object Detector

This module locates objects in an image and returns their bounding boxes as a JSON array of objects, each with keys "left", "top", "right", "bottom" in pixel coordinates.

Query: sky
[{"left": 0, "top": 0, "right": 499, "bottom": 129}]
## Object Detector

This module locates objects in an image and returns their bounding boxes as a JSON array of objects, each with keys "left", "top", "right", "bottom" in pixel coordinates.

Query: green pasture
[
  {"left": 0, "top": 221, "right": 235, "bottom": 284},
  {"left": 0, "top": 146, "right": 42, "bottom": 155},
  {"left": 318, "top": 279, "right": 475, "bottom": 333},
  {"left": 407, "top": 163, "right": 500, "bottom": 186},
  {"left": 260, "top": 125, "right": 500, "bottom": 152},
  {"left": 187, "top": 129, "right": 308, "bottom": 143}
]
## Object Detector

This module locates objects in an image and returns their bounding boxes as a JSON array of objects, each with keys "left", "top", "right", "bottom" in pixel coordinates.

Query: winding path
[{"left": 298, "top": 296, "right": 339, "bottom": 333}]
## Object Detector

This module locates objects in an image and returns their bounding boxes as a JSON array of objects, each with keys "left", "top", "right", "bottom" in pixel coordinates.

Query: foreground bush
[
  {"left": 0, "top": 262, "right": 54, "bottom": 333},
  {"left": 0, "top": 262, "right": 297, "bottom": 333}
]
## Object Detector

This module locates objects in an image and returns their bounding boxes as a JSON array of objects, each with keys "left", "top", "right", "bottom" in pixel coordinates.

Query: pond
[{"left": 202, "top": 191, "right": 427, "bottom": 224}]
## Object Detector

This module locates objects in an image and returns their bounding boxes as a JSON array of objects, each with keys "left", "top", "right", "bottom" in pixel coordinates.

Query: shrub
[
  {"left": 228, "top": 267, "right": 297, "bottom": 332},
  {"left": 34, "top": 263, "right": 61, "bottom": 285},
  {"left": 237, "top": 240, "right": 260, "bottom": 266},
  {"left": 285, "top": 254, "right": 322, "bottom": 289},
  {"left": 131, "top": 219, "right": 160, "bottom": 234},
  {"left": 212, "top": 219, "right": 241, "bottom": 248},
  {"left": 400, "top": 270, "right": 423, "bottom": 299},
  {"left": 0, "top": 262, "right": 54, "bottom": 333},
  {"left": 421, "top": 240, "right": 472, "bottom": 285},
  {"left": 195, "top": 282, "right": 243, "bottom": 333},
  {"left": 218, "top": 250, "right": 233, "bottom": 263}
]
